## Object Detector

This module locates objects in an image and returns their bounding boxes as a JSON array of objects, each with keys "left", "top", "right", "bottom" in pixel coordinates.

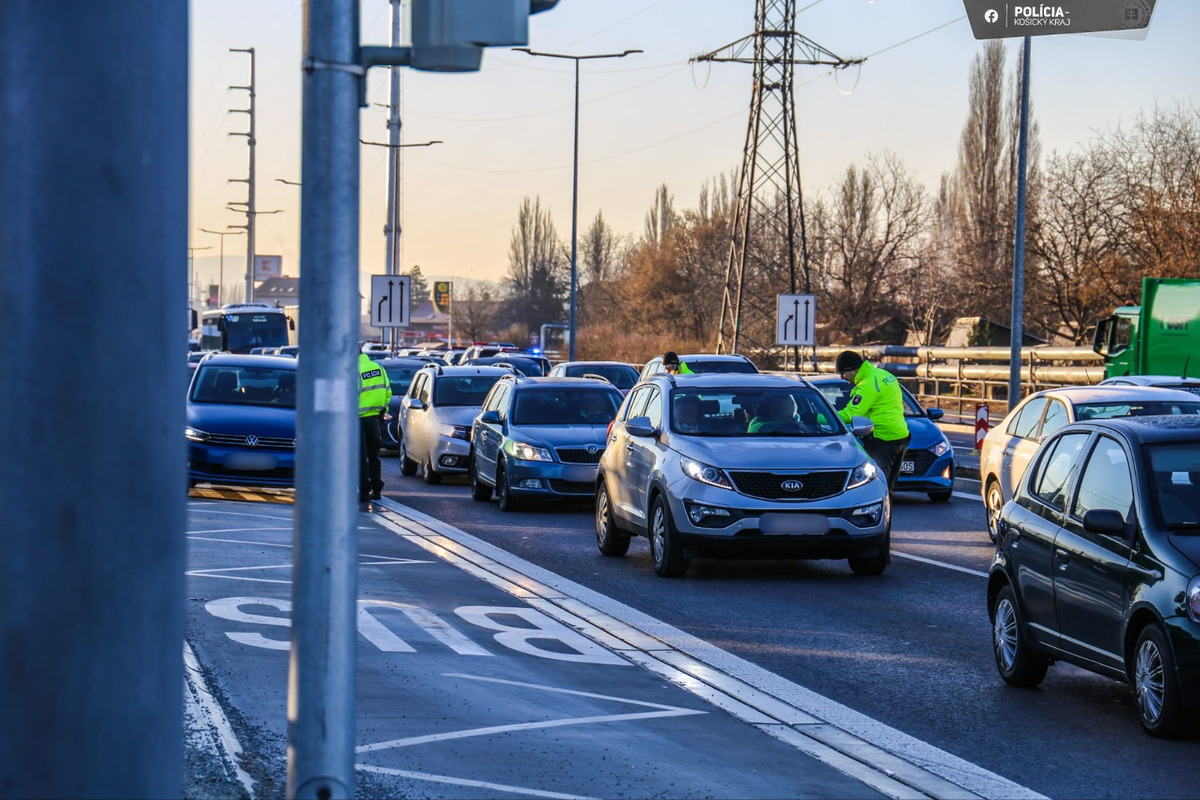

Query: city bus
[{"left": 200, "top": 303, "right": 293, "bottom": 353}]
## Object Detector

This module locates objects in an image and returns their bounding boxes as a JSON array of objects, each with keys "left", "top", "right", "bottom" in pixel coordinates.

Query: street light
[
  {"left": 512, "top": 47, "right": 642, "bottom": 361},
  {"left": 186, "top": 245, "right": 212, "bottom": 309},
  {"left": 200, "top": 227, "right": 246, "bottom": 306}
]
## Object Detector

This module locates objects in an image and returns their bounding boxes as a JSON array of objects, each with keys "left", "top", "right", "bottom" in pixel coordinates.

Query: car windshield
[
  {"left": 563, "top": 364, "right": 638, "bottom": 390},
  {"left": 670, "top": 387, "right": 842, "bottom": 437},
  {"left": 191, "top": 365, "right": 297, "bottom": 408},
  {"left": 224, "top": 313, "right": 289, "bottom": 352},
  {"left": 1146, "top": 443, "right": 1200, "bottom": 531},
  {"left": 433, "top": 375, "right": 503, "bottom": 406},
  {"left": 679, "top": 358, "right": 759, "bottom": 374},
  {"left": 1074, "top": 400, "right": 1200, "bottom": 420},
  {"left": 512, "top": 388, "right": 621, "bottom": 426}
]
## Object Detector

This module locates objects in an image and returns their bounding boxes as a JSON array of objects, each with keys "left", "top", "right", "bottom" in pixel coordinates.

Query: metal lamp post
[
  {"left": 512, "top": 47, "right": 641, "bottom": 361},
  {"left": 199, "top": 227, "right": 246, "bottom": 306}
]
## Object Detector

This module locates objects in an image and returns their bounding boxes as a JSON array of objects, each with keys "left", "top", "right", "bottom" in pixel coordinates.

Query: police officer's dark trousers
[
  {"left": 865, "top": 433, "right": 911, "bottom": 493},
  {"left": 360, "top": 415, "right": 384, "bottom": 500}
]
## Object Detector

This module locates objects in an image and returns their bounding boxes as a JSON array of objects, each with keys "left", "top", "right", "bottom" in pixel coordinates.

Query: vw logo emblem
[
  {"left": 586, "top": 444, "right": 599, "bottom": 455},
  {"left": 781, "top": 479, "right": 804, "bottom": 493},
  {"left": 245, "top": 434, "right": 259, "bottom": 447}
]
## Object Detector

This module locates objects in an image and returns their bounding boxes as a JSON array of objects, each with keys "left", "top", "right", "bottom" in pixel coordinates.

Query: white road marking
[
  {"left": 187, "top": 507, "right": 294, "bottom": 523},
  {"left": 372, "top": 498, "right": 1045, "bottom": 800},
  {"left": 183, "top": 641, "right": 255, "bottom": 798},
  {"left": 356, "top": 764, "right": 595, "bottom": 800},
  {"left": 187, "top": 554, "right": 430, "bottom": 585},
  {"left": 892, "top": 551, "right": 989, "bottom": 578},
  {"left": 952, "top": 491, "right": 982, "bottom": 502}
]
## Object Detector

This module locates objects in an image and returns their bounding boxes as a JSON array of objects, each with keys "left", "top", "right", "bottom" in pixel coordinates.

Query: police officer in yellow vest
[
  {"left": 358, "top": 352, "right": 392, "bottom": 502},
  {"left": 835, "top": 350, "right": 910, "bottom": 493}
]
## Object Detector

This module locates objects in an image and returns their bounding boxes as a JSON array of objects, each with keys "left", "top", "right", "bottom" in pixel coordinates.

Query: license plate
[
  {"left": 899, "top": 460, "right": 915, "bottom": 474},
  {"left": 759, "top": 513, "right": 828, "bottom": 536},
  {"left": 225, "top": 452, "right": 277, "bottom": 471}
]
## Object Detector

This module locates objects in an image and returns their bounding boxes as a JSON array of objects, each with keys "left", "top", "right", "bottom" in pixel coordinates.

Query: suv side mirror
[
  {"left": 850, "top": 416, "right": 874, "bottom": 438},
  {"left": 1083, "top": 508, "right": 1127, "bottom": 537},
  {"left": 479, "top": 409, "right": 501, "bottom": 425},
  {"left": 625, "top": 416, "right": 658, "bottom": 438}
]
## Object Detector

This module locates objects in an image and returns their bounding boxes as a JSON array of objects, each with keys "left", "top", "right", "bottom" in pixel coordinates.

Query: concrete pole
[
  {"left": 1008, "top": 37, "right": 1031, "bottom": 413},
  {"left": 289, "top": 0, "right": 360, "bottom": 796},
  {"left": 568, "top": 59, "right": 580, "bottom": 361},
  {"left": 384, "top": 0, "right": 403, "bottom": 350},
  {"left": 0, "top": 3, "right": 187, "bottom": 797},
  {"left": 248, "top": 48, "right": 258, "bottom": 303}
]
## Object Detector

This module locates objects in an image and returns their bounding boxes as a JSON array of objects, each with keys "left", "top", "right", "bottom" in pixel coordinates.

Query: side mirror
[
  {"left": 1083, "top": 508, "right": 1127, "bottom": 537},
  {"left": 850, "top": 416, "right": 874, "bottom": 438},
  {"left": 479, "top": 409, "right": 501, "bottom": 425},
  {"left": 625, "top": 416, "right": 658, "bottom": 438},
  {"left": 927, "top": 408, "right": 945, "bottom": 421},
  {"left": 402, "top": 396, "right": 424, "bottom": 410}
]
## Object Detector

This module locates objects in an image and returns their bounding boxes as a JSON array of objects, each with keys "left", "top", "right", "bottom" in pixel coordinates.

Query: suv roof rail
[
  {"left": 493, "top": 361, "right": 525, "bottom": 376},
  {"left": 582, "top": 373, "right": 612, "bottom": 384}
]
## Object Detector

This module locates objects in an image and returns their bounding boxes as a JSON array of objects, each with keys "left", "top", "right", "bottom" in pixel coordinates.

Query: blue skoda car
[
  {"left": 186, "top": 353, "right": 298, "bottom": 488},
  {"left": 806, "top": 375, "right": 955, "bottom": 502}
]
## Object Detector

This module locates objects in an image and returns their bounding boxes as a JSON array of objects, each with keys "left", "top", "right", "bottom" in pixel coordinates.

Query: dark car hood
[
  {"left": 187, "top": 403, "right": 296, "bottom": 438},
  {"left": 1169, "top": 534, "right": 1200, "bottom": 571},
  {"left": 509, "top": 424, "right": 610, "bottom": 448}
]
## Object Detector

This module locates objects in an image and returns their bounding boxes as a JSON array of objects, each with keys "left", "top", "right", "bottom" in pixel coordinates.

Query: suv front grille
[
  {"left": 728, "top": 470, "right": 849, "bottom": 501},
  {"left": 205, "top": 433, "right": 295, "bottom": 449},
  {"left": 556, "top": 447, "right": 604, "bottom": 464}
]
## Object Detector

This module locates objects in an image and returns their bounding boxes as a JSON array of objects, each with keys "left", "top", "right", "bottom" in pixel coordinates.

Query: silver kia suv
[{"left": 596, "top": 372, "right": 890, "bottom": 577}]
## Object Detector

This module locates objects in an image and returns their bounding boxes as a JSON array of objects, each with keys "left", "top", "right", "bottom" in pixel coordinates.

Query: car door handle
[
  {"left": 626, "top": 443, "right": 634, "bottom": 451},
  {"left": 1055, "top": 548, "right": 1070, "bottom": 570}
]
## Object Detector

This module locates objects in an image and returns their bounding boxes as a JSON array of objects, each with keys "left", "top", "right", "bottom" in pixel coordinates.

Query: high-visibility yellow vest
[
  {"left": 836, "top": 360, "right": 908, "bottom": 441},
  {"left": 358, "top": 354, "right": 391, "bottom": 418}
]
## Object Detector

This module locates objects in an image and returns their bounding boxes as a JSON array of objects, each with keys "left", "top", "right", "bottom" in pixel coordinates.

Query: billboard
[
  {"left": 433, "top": 281, "right": 452, "bottom": 315},
  {"left": 253, "top": 255, "right": 282, "bottom": 282}
]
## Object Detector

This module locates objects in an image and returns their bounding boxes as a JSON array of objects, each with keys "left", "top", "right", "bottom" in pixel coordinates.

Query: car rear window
[
  {"left": 563, "top": 364, "right": 639, "bottom": 390},
  {"left": 681, "top": 359, "right": 759, "bottom": 374},
  {"left": 512, "top": 388, "right": 621, "bottom": 426},
  {"left": 434, "top": 375, "right": 504, "bottom": 406}
]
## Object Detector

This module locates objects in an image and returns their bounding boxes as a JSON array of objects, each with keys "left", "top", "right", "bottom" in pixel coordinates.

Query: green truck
[{"left": 1093, "top": 277, "right": 1200, "bottom": 378}]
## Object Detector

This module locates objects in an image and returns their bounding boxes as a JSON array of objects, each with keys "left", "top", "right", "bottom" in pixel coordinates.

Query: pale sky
[{"left": 188, "top": 0, "right": 1200, "bottom": 306}]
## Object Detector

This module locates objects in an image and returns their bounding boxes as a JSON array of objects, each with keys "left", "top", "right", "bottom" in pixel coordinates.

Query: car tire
[
  {"left": 928, "top": 489, "right": 952, "bottom": 503},
  {"left": 848, "top": 531, "right": 890, "bottom": 576},
  {"left": 422, "top": 455, "right": 442, "bottom": 485},
  {"left": 595, "top": 480, "right": 631, "bottom": 557},
  {"left": 496, "top": 460, "right": 521, "bottom": 512},
  {"left": 985, "top": 478, "right": 1004, "bottom": 543},
  {"left": 1134, "top": 624, "right": 1189, "bottom": 738},
  {"left": 469, "top": 453, "right": 492, "bottom": 502},
  {"left": 991, "top": 584, "right": 1049, "bottom": 688},
  {"left": 399, "top": 439, "right": 418, "bottom": 477},
  {"left": 649, "top": 495, "right": 687, "bottom": 577}
]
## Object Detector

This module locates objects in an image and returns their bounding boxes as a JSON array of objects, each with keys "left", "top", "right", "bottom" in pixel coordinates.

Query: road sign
[
  {"left": 962, "top": 0, "right": 1155, "bottom": 40},
  {"left": 370, "top": 274, "right": 410, "bottom": 328},
  {"left": 776, "top": 294, "right": 815, "bottom": 346},
  {"left": 253, "top": 255, "right": 282, "bottom": 281}
]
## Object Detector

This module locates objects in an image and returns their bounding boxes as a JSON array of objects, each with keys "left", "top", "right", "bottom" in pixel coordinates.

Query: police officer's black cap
[
  {"left": 835, "top": 350, "right": 864, "bottom": 373},
  {"left": 663, "top": 351, "right": 680, "bottom": 365}
]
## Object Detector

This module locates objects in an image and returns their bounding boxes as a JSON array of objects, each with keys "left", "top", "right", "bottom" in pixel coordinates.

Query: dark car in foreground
[
  {"left": 186, "top": 354, "right": 297, "bottom": 488},
  {"left": 987, "top": 415, "right": 1200, "bottom": 737}
]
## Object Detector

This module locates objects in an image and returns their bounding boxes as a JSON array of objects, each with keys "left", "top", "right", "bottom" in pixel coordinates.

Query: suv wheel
[
  {"left": 991, "top": 584, "right": 1048, "bottom": 687},
  {"left": 649, "top": 495, "right": 687, "bottom": 577},
  {"left": 399, "top": 439, "right": 418, "bottom": 477},
  {"left": 468, "top": 453, "right": 491, "bottom": 502},
  {"left": 422, "top": 455, "right": 442, "bottom": 485},
  {"left": 496, "top": 460, "right": 521, "bottom": 512},
  {"left": 1134, "top": 624, "right": 1188, "bottom": 737},
  {"left": 595, "top": 481, "right": 630, "bottom": 557},
  {"left": 847, "top": 531, "right": 890, "bottom": 576},
  {"left": 985, "top": 479, "right": 1003, "bottom": 542}
]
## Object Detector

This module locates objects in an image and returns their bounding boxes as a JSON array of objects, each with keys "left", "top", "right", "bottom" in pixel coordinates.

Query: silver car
[
  {"left": 398, "top": 365, "right": 511, "bottom": 484},
  {"left": 596, "top": 373, "right": 890, "bottom": 577}
]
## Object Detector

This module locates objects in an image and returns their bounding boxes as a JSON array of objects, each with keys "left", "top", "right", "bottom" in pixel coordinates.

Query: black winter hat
[
  {"left": 835, "top": 350, "right": 864, "bottom": 373},
  {"left": 663, "top": 351, "right": 680, "bottom": 366}
]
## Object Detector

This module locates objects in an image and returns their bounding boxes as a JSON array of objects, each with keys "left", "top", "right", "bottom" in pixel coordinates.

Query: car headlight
[
  {"left": 680, "top": 457, "right": 733, "bottom": 490},
  {"left": 931, "top": 440, "right": 951, "bottom": 457},
  {"left": 185, "top": 426, "right": 211, "bottom": 442},
  {"left": 506, "top": 440, "right": 553, "bottom": 462},
  {"left": 850, "top": 502, "right": 884, "bottom": 526},
  {"left": 1188, "top": 576, "right": 1200, "bottom": 624},
  {"left": 440, "top": 424, "right": 471, "bottom": 441},
  {"left": 847, "top": 460, "right": 878, "bottom": 490}
]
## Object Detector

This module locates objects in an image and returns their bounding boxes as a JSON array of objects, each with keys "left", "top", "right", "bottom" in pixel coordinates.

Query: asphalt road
[{"left": 376, "top": 452, "right": 1199, "bottom": 800}]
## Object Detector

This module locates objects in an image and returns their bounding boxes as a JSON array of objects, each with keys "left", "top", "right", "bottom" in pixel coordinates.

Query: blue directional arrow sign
[
  {"left": 370, "top": 274, "right": 410, "bottom": 328},
  {"left": 777, "top": 293, "right": 815, "bottom": 346}
]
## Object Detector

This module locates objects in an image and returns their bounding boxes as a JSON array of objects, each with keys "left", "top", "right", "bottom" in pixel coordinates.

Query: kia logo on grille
[
  {"left": 586, "top": 444, "right": 599, "bottom": 455},
  {"left": 780, "top": 479, "right": 804, "bottom": 492},
  {"left": 245, "top": 435, "right": 259, "bottom": 447}
]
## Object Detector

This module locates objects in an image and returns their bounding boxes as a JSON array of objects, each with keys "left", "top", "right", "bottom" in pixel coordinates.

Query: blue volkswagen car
[
  {"left": 805, "top": 375, "right": 955, "bottom": 502},
  {"left": 186, "top": 353, "right": 298, "bottom": 489}
]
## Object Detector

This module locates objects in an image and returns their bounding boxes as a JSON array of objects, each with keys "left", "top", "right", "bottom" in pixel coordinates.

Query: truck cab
[{"left": 1093, "top": 278, "right": 1200, "bottom": 379}]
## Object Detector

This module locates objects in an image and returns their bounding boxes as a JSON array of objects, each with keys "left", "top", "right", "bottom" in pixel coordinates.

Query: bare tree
[
  {"left": 580, "top": 210, "right": 622, "bottom": 285},
  {"left": 454, "top": 280, "right": 502, "bottom": 344},
  {"left": 642, "top": 183, "right": 676, "bottom": 247},
  {"left": 505, "top": 196, "right": 567, "bottom": 336}
]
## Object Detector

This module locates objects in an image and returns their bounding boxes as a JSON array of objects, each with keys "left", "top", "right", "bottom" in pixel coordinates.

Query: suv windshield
[
  {"left": 512, "top": 388, "right": 621, "bottom": 425},
  {"left": 670, "top": 387, "right": 841, "bottom": 437},
  {"left": 1146, "top": 443, "right": 1200, "bottom": 530},
  {"left": 192, "top": 365, "right": 297, "bottom": 408},
  {"left": 434, "top": 375, "right": 504, "bottom": 406}
]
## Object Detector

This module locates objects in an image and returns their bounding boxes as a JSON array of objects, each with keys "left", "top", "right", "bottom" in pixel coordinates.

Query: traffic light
[{"left": 410, "top": 0, "right": 561, "bottom": 72}]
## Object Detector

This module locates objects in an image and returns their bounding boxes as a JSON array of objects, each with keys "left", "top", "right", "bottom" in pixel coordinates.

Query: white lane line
[
  {"left": 892, "top": 551, "right": 989, "bottom": 578},
  {"left": 183, "top": 641, "right": 255, "bottom": 798},
  {"left": 372, "top": 498, "right": 1044, "bottom": 800},
  {"left": 357, "top": 764, "right": 595, "bottom": 800},
  {"left": 952, "top": 491, "right": 982, "bottom": 502},
  {"left": 187, "top": 506, "right": 294, "bottom": 522}
]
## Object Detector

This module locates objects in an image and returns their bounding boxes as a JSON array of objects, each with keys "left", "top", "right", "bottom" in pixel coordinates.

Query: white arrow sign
[
  {"left": 776, "top": 293, "right": 815, "bottom": 346},
  {"left": 370, "top": 275, "right": 410, "bottom": 328}
]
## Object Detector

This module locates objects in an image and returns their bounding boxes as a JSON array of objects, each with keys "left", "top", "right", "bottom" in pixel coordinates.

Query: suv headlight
[
  {"left": 441, "top": 424, "right": 471, "bottom": 441},
  {"left": 1188, "top": 576, "right": 1200, "bottom": 624},
  {"left": 506, "top": 440, "right": 553, "bottom": 462},
  {"left": 185, "top": 426, "right": 211, "bottom": 442},
  {"left": 931, "top": 440, "right": 951, "bottom": 457},
  {"left": 847, "top": 460, "right": 878, "bottom": 490},
  {"left": 680, "top": 457, "right": 733, "bottom": 490}
]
